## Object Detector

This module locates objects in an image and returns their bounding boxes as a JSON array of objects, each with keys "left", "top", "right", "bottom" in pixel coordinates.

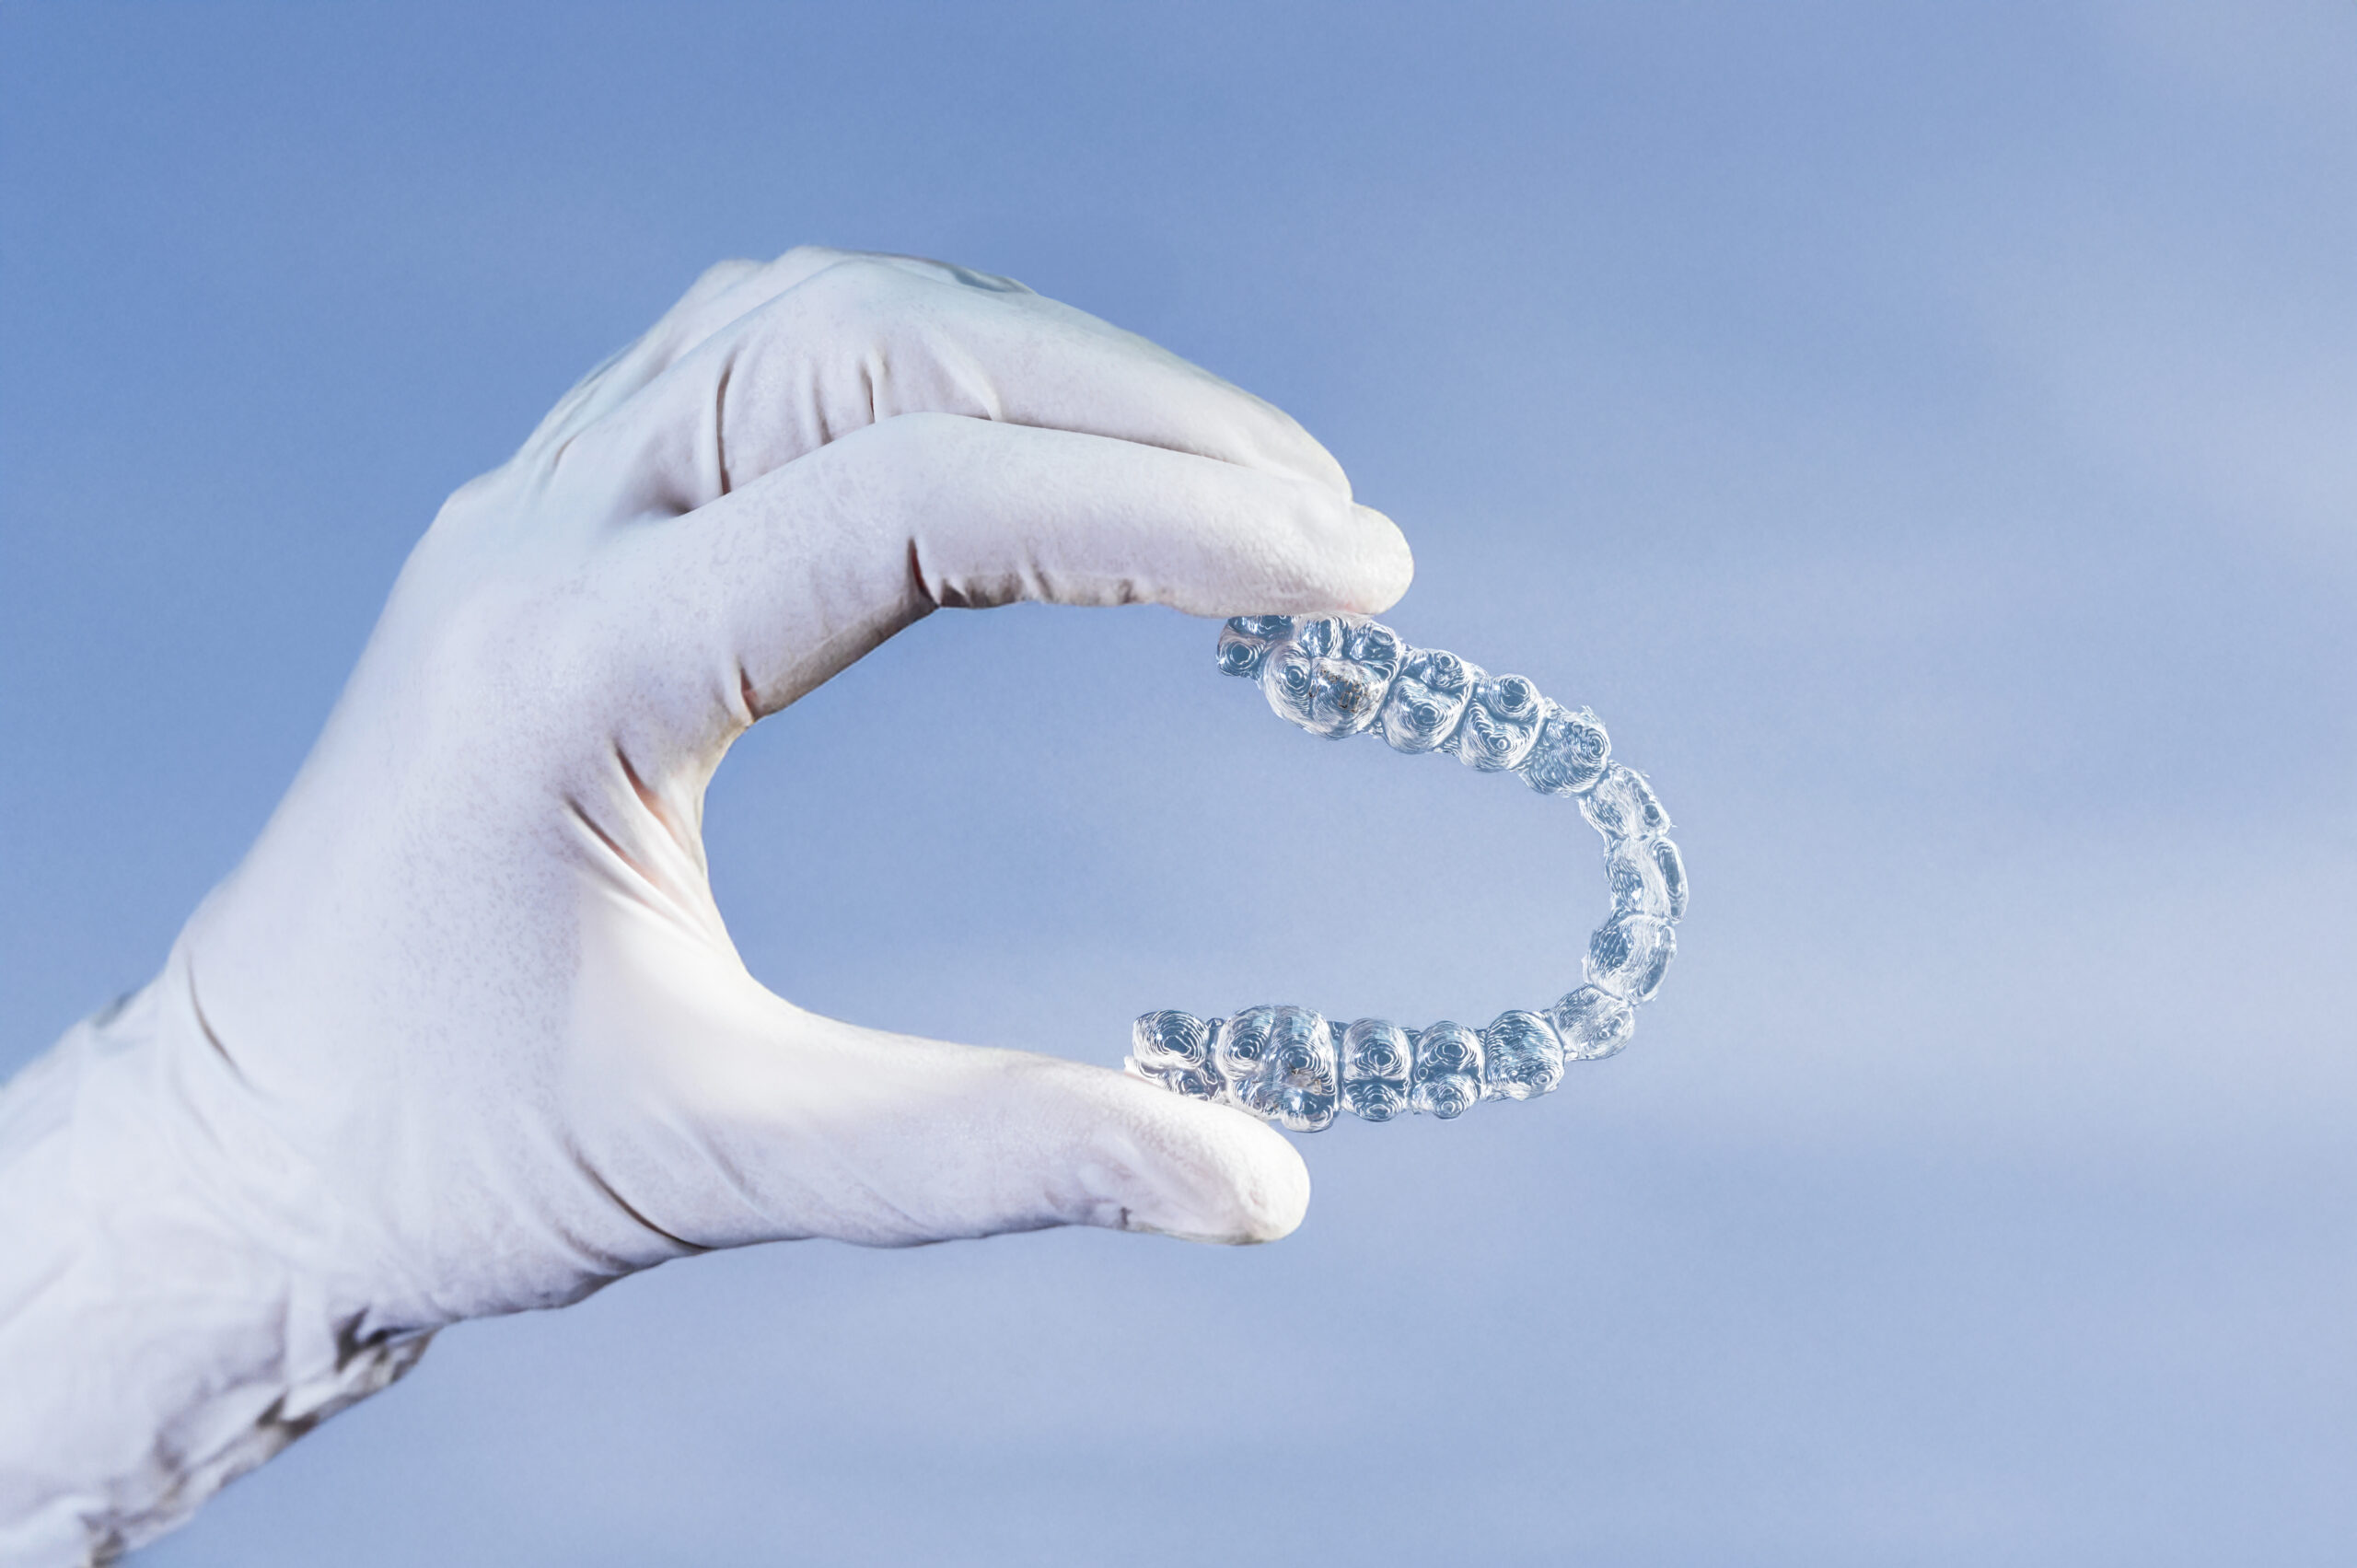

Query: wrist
[{"left": 0, "top": 948, "right": 431, "bottom": 1565}]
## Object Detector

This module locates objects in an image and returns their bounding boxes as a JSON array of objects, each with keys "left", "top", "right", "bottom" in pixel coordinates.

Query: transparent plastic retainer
[{"left": 1128, "top": 615, "right": 1687, "bottom": 1132}]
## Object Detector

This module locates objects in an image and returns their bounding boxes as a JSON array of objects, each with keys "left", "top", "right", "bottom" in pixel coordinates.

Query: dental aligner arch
[{"left": 1127, "top": 615, "right": 1688, "bottom": 1132}]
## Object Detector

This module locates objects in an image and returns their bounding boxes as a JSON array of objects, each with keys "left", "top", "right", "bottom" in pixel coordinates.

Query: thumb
[{"left": 573, "top": 923, "right": 1310, "bottom": 1249}]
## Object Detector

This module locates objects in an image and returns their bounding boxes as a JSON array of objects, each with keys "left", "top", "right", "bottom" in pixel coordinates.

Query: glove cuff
[{"left": 0, "top": 958, "right": 433, "bottom": 1565}]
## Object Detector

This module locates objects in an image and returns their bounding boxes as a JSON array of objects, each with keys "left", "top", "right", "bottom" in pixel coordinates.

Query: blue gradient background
[{"left": 4, "top": 3, "right": 2353, "bottom": 1562}]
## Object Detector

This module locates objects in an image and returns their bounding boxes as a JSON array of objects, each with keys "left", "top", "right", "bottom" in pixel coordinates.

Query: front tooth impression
[
  {"left": 1450, "top": 673, "right": 1545, "bottom": 771},
  {"left": 1380, "top": 647, "right": 1478, "bottom": 753},
  {"left": 1650, "top": 837, "right": 1689, "bottom": 920},
  {"left": 1544, "top": 985, "right": 1636, "bottom": 1062},
  {"left": 1605, "top": 834, "right": 1689, "bottom": 920},
  {"left": 1586, "top": 912, "right": 1677, "bottom": 1003},
  {"left": 1581, "top": 762, "right": 1672, "bottom": 842}
]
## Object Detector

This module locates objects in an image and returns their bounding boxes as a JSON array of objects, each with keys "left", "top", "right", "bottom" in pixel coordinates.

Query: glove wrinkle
[
  {"left": 711, "top": 356, "right": 734, "bottom": 498},
  {"left": 570, "top": 1144, "right": 709, "bottom": 1259},
  {"left": 610, "top": 741, "right": 709, "bottom": 887},
  {"left": 0, "top": 984, "right": 437, "bottom": 1567}
]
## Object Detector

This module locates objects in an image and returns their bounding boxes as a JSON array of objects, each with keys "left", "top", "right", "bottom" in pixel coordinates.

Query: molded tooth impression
[
  {"left": 1480, "top": 1010, "right": 1565, "bottom": 1101},
  {"left": 1380, "top": 647, "right": 1478, "bottom": 752},
  {"left": 1144, "top": 615, "right": 1689, "bottom": 1130},
  {"left": 1450, "top": 672, "right": 1545, "bottom": 771},
  {"left": 1217, "top": 615, "right": 1294, "bottom": 679},
  {"left": 1581, "top": 762, "right": 1671, "bottom": 842},
  {"left": 1520, "top": 702, "right": 1611, "bottom": 796},
  {"left": 1127, "top": 1009, "right": 1223, "bottom": 1099},
  {"left": 1340, "top": 1018, "right": 1414, "bottom": 1121},
  {"left": 1606, "top": 835, "right": 1687, "bottom": 920},
  {"left": 1587, "top": 913, "right": 1676, "bottom": 1003},
  {"left": 1545, "top": 986, "right": 1635, "bottom": 1062},
  {"left": 1648, "top": 838, "right": 1689, "bottom": 921},
  {"left": 1410, "top": 1022, "right": 1483, "bottom": 1119},
  {"left": 1217, "top": 1005, "right": 1338, "bottom": 1132},
  {"left": 1261, "top": 616, "right": 1400, "bottom": 738}
]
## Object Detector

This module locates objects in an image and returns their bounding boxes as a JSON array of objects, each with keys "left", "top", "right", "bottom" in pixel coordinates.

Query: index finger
[{"left": 544, "top": 249, "right": 1355, "bottom": 521}]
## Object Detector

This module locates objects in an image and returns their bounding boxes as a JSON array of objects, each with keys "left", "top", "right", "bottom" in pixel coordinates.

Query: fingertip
[
  {"left": 1212, "top": 1118, "right": 1312, "bottom": 1244},
  {"left": 697, "top": 256, "right": 766, "bottom": 291},
  {"left": 1160, "top": 470, "right": 1411, "bottom": 621},
  {"left": 668, "top": 258, "right": 768, "bottom": 322},
  {"left": 1126, "top": 1125, "right": 1311, "bottom": 1246},
  {"left": 1346, "top": 503, "right": 1415, "bottom": 614},
  {"left": 1086, "top": 1074, "right": 1311, "bottom": 1245}
]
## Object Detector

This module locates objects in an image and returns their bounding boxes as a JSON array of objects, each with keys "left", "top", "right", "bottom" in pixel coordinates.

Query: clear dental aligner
[{"left": 1130, "top": 615, "right": 1689, "bottom": 1129}]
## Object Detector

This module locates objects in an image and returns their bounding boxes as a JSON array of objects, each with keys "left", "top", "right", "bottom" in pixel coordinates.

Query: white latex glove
[{"left": 0, "top": 247, "right": 1411, "bottom": 1565}]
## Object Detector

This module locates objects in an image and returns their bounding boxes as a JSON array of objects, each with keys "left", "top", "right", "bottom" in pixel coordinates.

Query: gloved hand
[{"left": 0, "top": 246, "right": 1411, "bottom": 1564}]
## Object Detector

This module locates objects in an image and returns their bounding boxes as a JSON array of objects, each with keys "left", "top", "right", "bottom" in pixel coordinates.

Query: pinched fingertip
[
  {"left": 1132, "top": 1121, "right": 1310, "bottom": 1246},
  {"left": 1074, "top": 1072, "right": 1311, "bottom": 1245},
  {"left": 1201, "top": 490, "right": 1415, "bottom": 622},
  {"left": 1343, "top": 503, "right": 1415, "bottom": 615}
]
